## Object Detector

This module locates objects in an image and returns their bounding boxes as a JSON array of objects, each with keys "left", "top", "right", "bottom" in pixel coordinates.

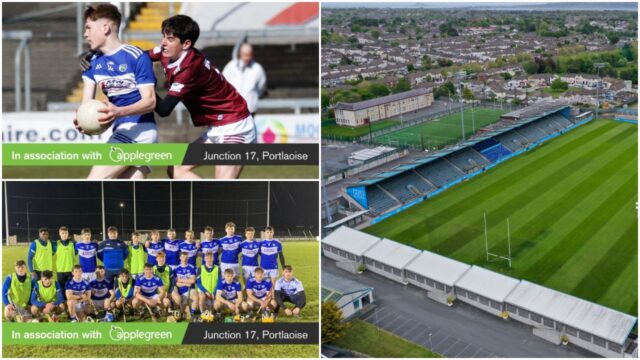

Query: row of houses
[{"left": 322, "top": 226, "right": 638, "bottom": 358}]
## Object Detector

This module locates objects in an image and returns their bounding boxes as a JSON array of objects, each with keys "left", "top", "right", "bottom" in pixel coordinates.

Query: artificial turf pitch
[
  {"left": 373, "top": 108, "right": 508, "bottom": 149},
  {"left": 2, "top": 241, "right": 319, "bottom": 357},
  {"left": 365, "top": 119, "right": 637, "bottom": 316}
]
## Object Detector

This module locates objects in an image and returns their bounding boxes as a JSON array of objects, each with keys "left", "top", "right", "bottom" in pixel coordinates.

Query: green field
[
  {"left": 2, "top": 241, "right": 319, "bottom": 357},
  {"left": 366, "top": 119, "right": 637, "bottom": 316},
  {"left": 374, "top": 108, "right": 508, "bottom": 149},
  {"left": 332, "top": 320, "right": 440, "bottom": 358},
  {"left": 2, "top": 165, "right": 318, "bottom": 179},
  {"left": 321, "top": 117, "right": 399, "bottom": 140}
]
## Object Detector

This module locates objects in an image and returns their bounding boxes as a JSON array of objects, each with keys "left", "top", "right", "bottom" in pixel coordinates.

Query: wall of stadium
[{"left": 334, "top": 92, "right": 434, "bottom": 127}]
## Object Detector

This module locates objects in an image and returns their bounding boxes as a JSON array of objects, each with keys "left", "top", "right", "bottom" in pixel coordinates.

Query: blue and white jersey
[
  {"left": 275, "top": 277, "right": 303, "bottom": 296},
  {"left": 179, "top": 241, "right": 198, "bottom": 267},
  {"left": 134, "top": 275, "right": 163, "bottom": 298},
  {"left": 216, "top": 280, "right": 241, "bottom": 301},
  {"left": 260, "top": 239, "right": 282, "bottom": 270},
  {"left": 246, "top": 278, "right": 272, "bottom": 299},
  {"left": 172, "top": 264, "right": 196, "bottom": 295},
  {"left": 164, "top": 239, "right": 183, "bottom": 267},
  {"left": 199, "top": 239, "right": 220, "bottom": 265},
  {"left": 240, "top": 240, "right": 261, "bottom": 267},
  {"left": 89, "top": 278, "right": 112, "bottom": 300},
  {"left": 82, "top": 45, "right": 156, "bottom": 129},
  {"left": 76, "top": 242, "right": 98, "bottom": 273},
  {"left": 66, "top": 278, "right": 90, "bottom": 297},
  {"left": 146, "top": 240, "right": 165, "bottom": 266},
  {"left": 219, "top": 235, "right": 242, "bottom": 264}
]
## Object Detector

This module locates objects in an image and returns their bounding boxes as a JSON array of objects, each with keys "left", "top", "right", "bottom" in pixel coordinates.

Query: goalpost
[{"left": 484, "top": 211, "right": 512, "bottom": 268}]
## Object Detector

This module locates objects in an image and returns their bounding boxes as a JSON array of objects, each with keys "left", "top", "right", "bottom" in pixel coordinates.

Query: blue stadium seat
[{"left": 416, "top": 159, "right": 465, "bottom": 188}]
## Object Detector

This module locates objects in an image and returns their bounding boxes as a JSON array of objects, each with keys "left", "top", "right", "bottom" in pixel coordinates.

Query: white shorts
[
  {"left": 81, "top": 272, "right": 97, "bottom": 283},
  {"left": 220, "top": 263, "right": 240, "bottom": 277},
  {"left": 198, "top": 295, "right": 214, "bottom": 307},
  {"left": 242, "top": 266, "right": 257, "bottom": 280},
  {"left": 141, "top": 294, "right": 159, "bottom": 301},
  {"left": 263, "top": 268, "right": 279, "bottom": 279},
  {"left": 92, "top": 299, "right": 107, "bottom": 310},
  {"left": 109, "top": 122, "right": 158, "bottom": 144},
  {"left": 178, "top": 293, "right": 196, "bottom": 306},
  {"left": 196, "top": 116, "right": 256, "bottom": 144},
  {"left": 75, "top": 302, "right": 87, "bottom": 313},
  {"left": 7, "top": 306, "right": 31, "bottom": 318}
]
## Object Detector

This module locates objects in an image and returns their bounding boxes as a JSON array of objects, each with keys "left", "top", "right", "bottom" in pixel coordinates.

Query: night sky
[{"left": 2, "top": 181, "right": 318, "bottom": 241}]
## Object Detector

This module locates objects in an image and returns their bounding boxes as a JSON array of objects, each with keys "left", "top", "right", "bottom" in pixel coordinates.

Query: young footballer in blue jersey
[
  {"left": 114, "top": 269, "right": 134, "bottom": 315},
  {"left": 240, "top": 227, "right": 261, "bottom": 282},
  {"left": 27, "top": 228, "right": 55, "bottom": 281},
  {"left": 214, "top": 268, "right": 245, "bottom": 317},
  {"left": 75, "top": 4, "right": 157, "bottom": 179},
  {"left": 88, "top": 266, "right": 114, "bottom": 319},
  {"left": 245, "top": 267, "right": 276, "bottom": 314},
  {"left": 196, "top": 252, "right": 219, "bottom": 314},
  {"left": 97, "top": 226, "right": 129, "bottom": 284},
  {"left": 163, "top": 229, "right": 183, "bottom": 270},
  {"left": 144, "top": 230, "right": 165, "bottom": 266},
  {"left": 274, "top": 265, "right": 305, "bottom": 318},
  {"left": 132, "top": 264, "right": 165, "bottom": 320},
  {"left": 260, "top": 226, "right": 285, "bottom": 284},
  {"left": 76, "top": 228, "right": 99, "bottom": 283},
  {"left": 199, "top": 226, "right": 220, "bottom": 266},
  {"left": 30, "top": 270, "right": 65, "bottom": 319},
  {"left": 219, "top": 222, "right": 242, "bottom": 277},
  {"left": 65, "top": 265, "right": 92, "bottom": 322},
  {"left": 179, "top": 230, "right": 199, "bottom": 267},
  {"left": 171, "top": 252, "right": 198, "bottom": 319},
  {"left": 3, "top": 260, "right": 35, "bottom": 322}
]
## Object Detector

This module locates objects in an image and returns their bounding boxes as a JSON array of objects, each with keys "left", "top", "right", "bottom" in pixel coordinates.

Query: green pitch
[
  {"left": 366, "top": 119, "right": 637, "bottom": 316},
  {"left": 373, "top": 108, "right": 508, "bottom": 149},
  {"left": 2, "top": 241, "right": 319, "bottom": 357},
  {"left": 321, "top": 117, "right": 399, "bottom": 140},
  {"left": 1, "top": 165, "right": 318, "bottom": 179}
]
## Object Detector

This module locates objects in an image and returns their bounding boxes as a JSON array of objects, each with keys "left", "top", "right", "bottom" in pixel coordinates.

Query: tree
[
  {"left": 407, "top": 64, "right": 415, "bottom": 72},
  {"left": 550, "top": 78, "right": 569, "bottom": 91},
  {"left": 369, "top": 29, "right": 380, "bottom": 39},
  {"left": 321, "top": 301, "right": 348, "bottom": 344},
  {"left": 392, "top": 78, "right": 411, "bottom": 93},
  {"left": 523, "top": 61, "right": 539, "bottom": 75},
  {"left": 620, "top": 43, "right": 634, "bottom": 61},
  {"left": 421, "top": 55, "right": 432, "bottom": 70},
  {"left": 502, "top": 72, "right": 513, "bottom": 81},
  {"left": 369, "top": 83, "right": 390, "bottom": 97},
  {"left": 462, "top": 86, "right": 475, "bottom": 100},
  {"left": 321, "top": 89, "right": 330, "bottom": 111}
]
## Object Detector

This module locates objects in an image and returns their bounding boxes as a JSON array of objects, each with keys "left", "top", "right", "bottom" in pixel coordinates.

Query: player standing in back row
[{"left": 150, "top": 15, "right": 256, "bottom": 179}]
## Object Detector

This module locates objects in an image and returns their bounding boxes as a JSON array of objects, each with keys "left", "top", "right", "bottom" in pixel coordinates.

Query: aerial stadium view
[{"left": 320, "top": 2, "right": 638, "bottom": 358}]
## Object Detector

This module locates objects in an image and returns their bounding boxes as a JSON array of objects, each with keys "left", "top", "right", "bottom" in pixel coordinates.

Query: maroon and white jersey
[{"left": 149, "top": 47, "right": 250, "bottom": 127}]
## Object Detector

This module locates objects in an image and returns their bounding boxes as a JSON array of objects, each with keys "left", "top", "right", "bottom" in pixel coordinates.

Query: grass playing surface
[
  {"left": 1, "top": 165, "right": 318, "bottom": 179},
  {"left": 373, "top": 108, "right": 508, "bottom": 149},
  {"left": 366, "top": 119, "right": 637, "bottom": 316},
  {"left": 2, "top": 241, "right": 319, "bottom": 357}
]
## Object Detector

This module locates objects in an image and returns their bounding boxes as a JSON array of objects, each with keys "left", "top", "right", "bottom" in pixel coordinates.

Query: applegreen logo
[{"left": 109, "top": 146, "right": 125, "bottom": 162}]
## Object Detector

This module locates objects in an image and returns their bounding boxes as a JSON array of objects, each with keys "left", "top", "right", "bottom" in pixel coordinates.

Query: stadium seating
[
  {"left": 495, "top": 132, "right": 528, "bottom": 152},
  {"left": 366, "top": 185, "right": 400, "bottom": 214},
  {"left": 479, "top": 144, "right": 513, "bottom": 163},
  {"left": 514, "top": 123, "right": 547, "bottom": 143},
  {"left": 548, "top": 114, "right": 573, "bottom": 128},
  {"left": 445, "top": 148, "right": 490, "bottom": 173},
  {"left": 416, "top": 159, "right": 465, "bottom": 188},
  {"left": 379, "top": 171, "right": 435, "bottom": 203}
]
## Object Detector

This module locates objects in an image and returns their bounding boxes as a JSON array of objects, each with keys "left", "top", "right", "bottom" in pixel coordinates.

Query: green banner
[
  {"left": 3, "top": 144, "right": 188, "bottom": 166},
  {"left": 3, "top": 323, "right": 188, "bottom": 345}
]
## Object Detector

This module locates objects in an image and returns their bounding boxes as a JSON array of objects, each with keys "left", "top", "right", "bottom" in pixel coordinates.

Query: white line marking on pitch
[
  {"left": 453, "top": 342, "right": 472, "bottom": 358},
  {"left": 470, "top": 348, "right": 482, "bottom": 357},
  {"left": 389, "top": 318, "right": 412, "bottom": 333},
  {"left": 442, "top": 339, "right": 462, "bottom": 355},
  {"left": 432, "top": 334, "right": 451, "bottom": 349}
]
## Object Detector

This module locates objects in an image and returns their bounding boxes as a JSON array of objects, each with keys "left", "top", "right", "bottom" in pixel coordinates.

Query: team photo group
[{"left": 3, "top": 223, "right": 307, "bottom": 323}]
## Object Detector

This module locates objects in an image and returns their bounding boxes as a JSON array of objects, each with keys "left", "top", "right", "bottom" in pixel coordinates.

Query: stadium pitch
[
  {"left": 365, "top": 119, "right": 637, "bottom": 316},
  {"left": 1, "top": 165, "right": 318, "bottom": 179},
  {"left": 373, "top": 108, "right": 508, "bottom": 149},
  {"left": 2, "top": 241, "right": 319, "bottom": 357}
]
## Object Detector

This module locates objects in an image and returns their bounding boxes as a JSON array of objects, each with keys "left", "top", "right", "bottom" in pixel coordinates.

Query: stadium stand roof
[
  {"left": 505, "top": 280, "right": 637, "bottom": 345},
  {"left": 364, "top": 238, "right": 421, "bottom": 269},
  {"left": 404, "top": 251, "right": 472, "bottom": 287},
  {"left": 349, "top": 146, "right": 397, "bottom": 162},
  {"left": 334, "top": 88, "right": 431, "bottom": 112},
  {"left": 321, "top": 271, "right": 373, "bottom": 303},
  {"left": 322, "top": 226, "right": 381, "bottom": 256},
  {"left": 323, "top": 210, "right": 369, "bottom": 230},
  {"left": 454, "top": 265, "right": 520, "bottom": 303}
]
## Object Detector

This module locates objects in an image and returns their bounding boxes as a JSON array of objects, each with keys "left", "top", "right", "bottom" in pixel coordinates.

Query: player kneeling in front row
[
  {"left": 3, "top": 260, "right": 34, "bottom": 322},
  {"left": 114, "top": 269, "right": 135, "bottom": 320},
  {"left": 132, "top": 264, "right": 166, "bottom": 321},
  {"left": 172, "top": 251, "right": 198, "bottom": 320},
  {"left": 214, "top": 268, "right": 245, "bottom": 320},
  {"left": 196, "top": 251, "right": 218, "bottom": 316},
  {"left": 89, "top": 266, "right": 115, "bottom": 322},
  {"left": 65, "top": 265, "right": 92, "bottom": 322},
  {"left": 245, "top": 267, "right": 276, "bottom": 318},
  {"left": 275, "top": 265, "right": 306, "bottom": 318},
  {"left": 30, "top": 270, "right": 65, "bottom": 321},
  {"left": 153, "top": 252, "right": 173, "bottom": 313}
]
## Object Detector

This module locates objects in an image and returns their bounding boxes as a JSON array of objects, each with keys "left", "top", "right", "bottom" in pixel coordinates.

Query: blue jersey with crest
[
  {"left": 260, "top": 239, "right": 282, "bottom": 270},
  {"left": 240, "top": 240, "right": 261, "bottom": 267},
  {"left": 173, "top": 264, "right": 196, "bottom": 295},
  {"left": 66, "top": 278, "right": 90, "bottom": 297},
  {"left": 163, "top": 238, "right": 183, "bottom": 266},
  {"left": 146, "top": 240, "right": 165, "bottom": 266},
  {"left": 76, "top": 242, "right": 98, "bottom": 273},
  {"left": 246, "top": 278, "right": 271, "bottom": 299},
  {"left": 199, "top": 239, "right": 220, "bottom": 266},
  {"left": 89, "top": 278, "right": 112, "bottom": 300},
  {"left": 216, "top": 280, "right": 241, "bottom": 300},
  {"left": 82, "top": 45, "right": 156, "bottom": 129},
  {"left": 134, "top": 275, "right": 163, "bottom": 298},
  {"left": 219, "top": 235, "right": 242, "bottom": 264},
  {"left": 179, "top": 241, "right": 199, "bottom": 266}
]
